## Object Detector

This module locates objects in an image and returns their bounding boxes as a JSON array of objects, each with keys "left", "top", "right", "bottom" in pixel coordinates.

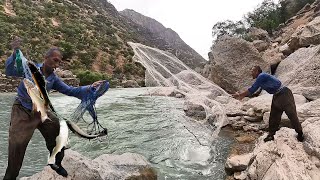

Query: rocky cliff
[{"left": 204, "top": 1, "right": 320, "bottom": 179}]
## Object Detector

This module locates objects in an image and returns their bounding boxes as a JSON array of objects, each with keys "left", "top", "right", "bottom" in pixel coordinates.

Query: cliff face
[{"left": 120, "top": 9, "right": 206, "bottom": 71}]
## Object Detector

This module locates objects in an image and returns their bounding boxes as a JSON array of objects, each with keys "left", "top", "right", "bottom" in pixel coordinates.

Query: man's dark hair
[
  {"left": 253, "top": 65, "right": 262, "bottom": 74},
  {"left": 45, "top": 47, "right": 62, "bottom": 58}
]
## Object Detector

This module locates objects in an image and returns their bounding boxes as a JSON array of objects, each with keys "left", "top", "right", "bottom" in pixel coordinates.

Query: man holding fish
[{"left": 3, "top": 37, "right": 104, "bottom": 179}]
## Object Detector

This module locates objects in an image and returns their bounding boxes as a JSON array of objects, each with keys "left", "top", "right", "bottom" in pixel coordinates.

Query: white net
[{"left": 128, "top": 42, "right": 231, "bottom": 138}]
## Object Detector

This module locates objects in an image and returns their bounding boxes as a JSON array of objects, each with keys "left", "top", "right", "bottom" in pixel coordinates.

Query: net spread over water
[{"left": 128, "top": 42, "right": 231, "bottom": 137}]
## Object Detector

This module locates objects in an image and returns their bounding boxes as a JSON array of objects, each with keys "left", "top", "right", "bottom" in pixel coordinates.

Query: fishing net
[
  {"left": 71, "top": 80, "right": 109, "bottom": 136},
  {"left": 128, "top": 42, "right": 232, "bottom": 139}
]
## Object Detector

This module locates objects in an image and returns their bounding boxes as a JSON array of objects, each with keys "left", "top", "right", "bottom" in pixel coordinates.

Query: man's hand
[
  {"left": 10, "top": 37, "right": 22, "bottom": 50},
  {"left": 91, "top": 80, "right": 104, "bottom": 88},
  {"left": 232, "top": 92, "right": 240, "bottom": 100},
  {"left": 231, "top": 90, "right": 250, "bottom": 100}
]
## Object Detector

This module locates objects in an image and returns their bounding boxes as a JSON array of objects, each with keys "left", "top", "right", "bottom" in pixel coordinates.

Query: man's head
[
  {"left": 43, "top": 47, "right": 63, "bottom": 72},
  {"left": 251, "top": 65, "right": 262, "bottom": 79}
]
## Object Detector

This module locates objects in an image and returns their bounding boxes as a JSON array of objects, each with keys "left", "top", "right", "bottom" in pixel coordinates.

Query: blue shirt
[
  {"left": 5, "top": 54, "right": 90, "bottom": 110},
  {"left": 248, "top": 72, "right": 282, "bottom": 95}
]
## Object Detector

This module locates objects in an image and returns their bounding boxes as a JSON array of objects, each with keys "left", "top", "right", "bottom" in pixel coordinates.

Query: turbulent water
[{"left": 0, "top": 88, "right": 233, "bottom": 179}]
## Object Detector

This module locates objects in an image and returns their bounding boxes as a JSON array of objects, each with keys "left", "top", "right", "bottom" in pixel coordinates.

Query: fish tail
[
  {"left": 66, "top": 120, "right": 99, "bottom": 140},
  {"left": 48, "top": 152, "right": 56, "bottom": 165}
]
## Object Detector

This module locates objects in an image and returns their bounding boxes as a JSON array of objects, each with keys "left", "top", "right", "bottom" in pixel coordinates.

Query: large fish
[
  {"left": 23, "top": 77, "right": 68, "bottom": 165},
  {"left": 23, "top": 78, "right": 49, "bottom": 122},
  {"left": 27, "top": 61, "right": 56, "bottom": 112},
  {"left": 24, "top": 62, "right": 103, "bottom": 167}
]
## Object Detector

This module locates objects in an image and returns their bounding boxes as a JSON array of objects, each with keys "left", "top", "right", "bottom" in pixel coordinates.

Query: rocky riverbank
[
  {"left": 199, "top": 1, "right": 320, "bottom": 179},
  {"left": 20, "top": 150, "right": 157, "bottom": 180}
]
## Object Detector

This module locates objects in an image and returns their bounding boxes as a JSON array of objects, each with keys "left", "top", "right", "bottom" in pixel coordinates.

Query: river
[{"left": 0, "top": 88, "right": 233, "bottom": 179}]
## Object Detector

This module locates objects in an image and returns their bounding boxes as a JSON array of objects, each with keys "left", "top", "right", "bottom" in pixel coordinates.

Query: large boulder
[
  {"left": 247, "top": 27, "right": 270, "bottom": 42},
  {"left": 276, "top": 45, "right": 320, "bottom": 100},
  {"left": 242, "top": 93, "right": 307, "bottom": 114},
  {"left": 303, "top": 117, "right": 320, "bottom": 159},
  {"left": 289, "top": 16, "right": 320, "bottom": 51},
  {"left": 208, "top": 36, "right": 268, "bottom": 93},
  {"left": 297, "top": 98, "right": 320, "bottom": 121},
  {"left": 252, "top": 40, "right": 270, "bottom": 52},
  {"left": 21, "top": 150, "right": 156, "bottom": 180},
  {"left": 262, "top": 47, "right": 284, "bottom": 65}
]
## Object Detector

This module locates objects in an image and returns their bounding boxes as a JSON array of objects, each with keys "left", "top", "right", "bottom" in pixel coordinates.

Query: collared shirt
[
  {"left": 5, "top": 54, "right": 89, "bottom": 110},
  {"left": 248, "top": 72, "right": 282, "bottom": 95}
]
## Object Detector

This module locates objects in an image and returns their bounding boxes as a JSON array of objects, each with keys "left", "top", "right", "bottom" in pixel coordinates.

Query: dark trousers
[
  {"left": 4, "top": 100, "right": 64, "bottom": 180},
  {"left": 269, "top": 87, "right": 303, "bottom": 135}
]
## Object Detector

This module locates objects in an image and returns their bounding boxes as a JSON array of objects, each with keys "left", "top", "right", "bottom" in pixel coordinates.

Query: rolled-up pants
[
  {"left": 269, "top": 87, "right": 303, "bottom": 135},
  {"left": 4, "top": 100, "right": 64, "bottom": 180}
]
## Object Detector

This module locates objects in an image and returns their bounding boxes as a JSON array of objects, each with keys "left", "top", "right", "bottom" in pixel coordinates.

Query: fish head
[
  {"left": 23, "top": 78, "right": 35, "bottom": 91},
  {"left": 23, "top": 78, "right": 41, "bottom": 98}
]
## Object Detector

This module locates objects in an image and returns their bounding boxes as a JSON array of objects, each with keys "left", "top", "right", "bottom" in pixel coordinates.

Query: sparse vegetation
[
  {"left": 212, "top": 0, "right": 316, "bottom": 42},
  {"left": 0, "top": 0, "right": 145, "bottom": 86}
]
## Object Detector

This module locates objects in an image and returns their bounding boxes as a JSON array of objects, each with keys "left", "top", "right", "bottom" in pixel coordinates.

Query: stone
[
  {"left": 208, "top": 36, "right": 268, "bottom": 93},
  {"left": 225, "top": 153, "right": 254, "bottom": 173},
  {"left": 276, "top": 45, "right": 320, "bottom": 100},
  {"left": 234, "top": 171, "right": 248, "bottom": 180},
  {"left": 21, "top": 150, "right": 157, "bottom": 180},
  {"left": 122, "top": 80, "right": 140, "bottom": 88},
  {"left": 252, "top": 40, "right": 269, "bottom": 52},
  {"left": 246, "top": 128, "right": 320, "bottom": 179},
  {"left": 183, "top": 101, "right": 206, "bottom": 120}
]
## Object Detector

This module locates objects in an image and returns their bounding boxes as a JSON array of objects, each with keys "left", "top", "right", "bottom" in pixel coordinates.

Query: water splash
[{"left": 128, "top": 42, "right": 231, "bottom": 141}]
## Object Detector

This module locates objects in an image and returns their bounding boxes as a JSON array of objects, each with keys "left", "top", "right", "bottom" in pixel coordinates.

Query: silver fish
[{"left": 23, "top": 78, "right": 49, "bottom": 122}]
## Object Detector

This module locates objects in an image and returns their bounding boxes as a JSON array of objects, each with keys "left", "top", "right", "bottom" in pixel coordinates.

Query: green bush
[
  {"left": 74, "top": 70, "right": 109, "bottom": 85},
  {"left": 58, "top": 41, "right": 75, "bottom": 60}
]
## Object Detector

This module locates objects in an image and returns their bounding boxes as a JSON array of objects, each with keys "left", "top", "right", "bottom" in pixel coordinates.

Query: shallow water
[{"left": 0, "top": 88, "right": 233, "bottom": 179}]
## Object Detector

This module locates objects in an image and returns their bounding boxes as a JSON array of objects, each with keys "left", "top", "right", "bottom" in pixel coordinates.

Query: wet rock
[
  {"left": 234, "top": 171, "right": 247, "bottom": 180},
  {"left": 235, "top": 135, "right": 256, "bottom": 143},
  {"left": 122, "top": 80, "right": 140, "bottom": 88},
  {"left": 183, "top": 101, "right": 206, "bottom": 120}
]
